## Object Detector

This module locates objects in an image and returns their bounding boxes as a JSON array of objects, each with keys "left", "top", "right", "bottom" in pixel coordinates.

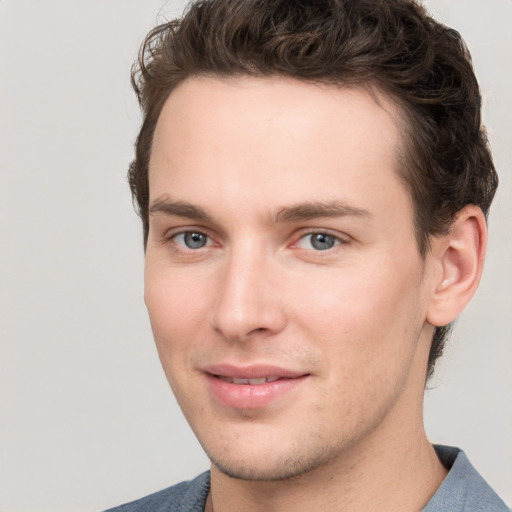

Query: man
[{"left": 107, "top": 0, "right": 508, "bottom": 510}]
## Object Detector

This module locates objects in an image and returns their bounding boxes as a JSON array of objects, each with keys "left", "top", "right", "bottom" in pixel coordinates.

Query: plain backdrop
[{"left": 0, "top": 1, "right": 510, "bottom": 511}]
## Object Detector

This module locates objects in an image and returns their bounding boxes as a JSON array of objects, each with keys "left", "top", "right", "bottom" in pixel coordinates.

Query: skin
[{"left": 144, "top": 76, "right": 485, "bottom": 511}]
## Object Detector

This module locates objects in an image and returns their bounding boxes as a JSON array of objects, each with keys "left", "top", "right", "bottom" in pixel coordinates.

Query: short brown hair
[{"left": 129, "top": 0, "right": 497, "bottom": 378}]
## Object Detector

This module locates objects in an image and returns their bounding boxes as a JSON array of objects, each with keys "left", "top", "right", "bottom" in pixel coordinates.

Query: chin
[{"left": 206, "top": 440, "right": 342, "bottom": 482}]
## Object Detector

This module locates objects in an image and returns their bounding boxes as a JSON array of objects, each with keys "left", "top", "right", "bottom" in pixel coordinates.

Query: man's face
[{"left": 145, "top": 76, "right": 436, "bottom": 480}]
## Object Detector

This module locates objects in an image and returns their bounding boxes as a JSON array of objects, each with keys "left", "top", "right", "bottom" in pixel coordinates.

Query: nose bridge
[{"left": 211, "top": 240, "right": 286, "bottom": 342}]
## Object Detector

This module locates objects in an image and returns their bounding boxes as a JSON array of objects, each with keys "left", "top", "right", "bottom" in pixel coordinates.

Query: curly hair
[{"left": 129, "top": 0, "right": 497, "bottom": 379}]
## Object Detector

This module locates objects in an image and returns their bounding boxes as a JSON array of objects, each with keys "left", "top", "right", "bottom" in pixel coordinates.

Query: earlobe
[{"left": 426, "top": 205, "right": 487, "bottom": 327}]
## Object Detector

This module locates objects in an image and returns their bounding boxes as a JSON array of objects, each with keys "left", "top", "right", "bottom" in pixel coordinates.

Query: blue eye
[
  {"left": 298, "top": 233, "right": 340, "bottom": 251},
  {"left": 174, "top": 231, "right": 209, "bottom": 249}
]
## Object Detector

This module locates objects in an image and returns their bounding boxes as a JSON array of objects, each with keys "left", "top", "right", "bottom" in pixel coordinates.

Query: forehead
[{"left": 149, "top": 75, "right": 410, "bottom": 224}]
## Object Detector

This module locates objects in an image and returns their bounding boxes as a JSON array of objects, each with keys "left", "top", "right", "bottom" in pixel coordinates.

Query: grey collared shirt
[{"left": 422, "top": 445, "right": 509, "bottom": 511}]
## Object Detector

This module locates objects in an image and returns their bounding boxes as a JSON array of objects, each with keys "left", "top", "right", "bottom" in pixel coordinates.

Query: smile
[{"left": 204, "top": 364, "right": 308, "bottom": 409}]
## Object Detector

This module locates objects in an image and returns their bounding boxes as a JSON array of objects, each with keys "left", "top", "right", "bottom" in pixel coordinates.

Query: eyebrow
[
  {"left": 148, "top": 197, "right": 371, "bottom": 224},
  {"left": 273, "top": 201, "right": 371, "bottom": 223},
  {"left": 149, "top": 198, "right": 211, "bottom": 221}
]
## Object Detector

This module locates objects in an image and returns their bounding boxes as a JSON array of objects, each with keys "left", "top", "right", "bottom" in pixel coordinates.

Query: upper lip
[{"left": 203, "top": 363, "right": 308, "bottom": 380}]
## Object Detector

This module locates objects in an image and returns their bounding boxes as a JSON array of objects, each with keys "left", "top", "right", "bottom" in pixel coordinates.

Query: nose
[{"left": 211, "top": 247, "right": 287, "bottom": 343}]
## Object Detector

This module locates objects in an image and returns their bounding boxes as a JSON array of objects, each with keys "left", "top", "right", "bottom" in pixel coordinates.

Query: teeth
[
  {"left": 219, "top": 376, "right": 280, "bottom": 385},
  {"left": 248, "top": 377, "right": 266, "bottom": 385},
  {"left": 233, "top": 377, "right": 251, "bottom": 384}
]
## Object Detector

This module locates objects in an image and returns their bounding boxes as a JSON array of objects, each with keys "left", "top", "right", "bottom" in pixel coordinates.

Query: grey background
[{"left": 0, "top": 1, "right": 510, "bottom": 510}]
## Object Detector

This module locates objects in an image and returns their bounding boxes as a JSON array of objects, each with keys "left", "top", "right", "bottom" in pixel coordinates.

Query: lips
[{"left": 204, "top": 364, "right": 308, "bottom": 409}]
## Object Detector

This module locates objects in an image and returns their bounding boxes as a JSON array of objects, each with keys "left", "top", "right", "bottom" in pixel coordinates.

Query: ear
[{"left": 426, "top": 205, "right": 487, "bottom": 327}]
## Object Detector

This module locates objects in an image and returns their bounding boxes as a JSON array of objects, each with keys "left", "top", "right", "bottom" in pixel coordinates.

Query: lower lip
[{"left": 206, "top": 374, "right": 307, "bottom": 409}]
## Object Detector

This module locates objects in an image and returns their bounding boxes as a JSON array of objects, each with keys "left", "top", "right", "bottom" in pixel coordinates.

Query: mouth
[{"left": 203, "top": 364, "right": 309, "bottom": 409}]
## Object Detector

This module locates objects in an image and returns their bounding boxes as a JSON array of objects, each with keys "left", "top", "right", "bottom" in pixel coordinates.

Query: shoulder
[
  {"left": 424, "top": 445, "right": 509, "bottom": 512},
  {"left": 103, "top": 471, "right": 210, "bottom": 512}
]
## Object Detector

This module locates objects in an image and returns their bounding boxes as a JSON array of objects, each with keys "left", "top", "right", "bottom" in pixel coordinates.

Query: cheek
[
  {"left": 294, "top": 270, "right": 414, "bottom": 328},
  {"left": 292, "top": 267, "right": 425, "bottom": 427},
  {"left": 144, "top": 272, "right": 211, "bottom": 411},
  {"left": 144, "top": 266, "right": 210, "bottom": 360},
  {"left": 291, "top": 260, "right": 425, "bottom": 366}
]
